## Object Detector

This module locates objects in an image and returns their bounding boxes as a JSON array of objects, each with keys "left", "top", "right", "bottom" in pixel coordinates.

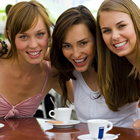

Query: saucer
[
  {"left": 0, "top": 123, "right": 4, "bottom": 128},
  {"left": 46, "top": 128, "right": 80, "bottom": 133},
  {"left": 46, "top": 120, "right": 80, "bottom": 129},
  {"left": 78, "top": 134, "right": 119, "bottom": 140}
]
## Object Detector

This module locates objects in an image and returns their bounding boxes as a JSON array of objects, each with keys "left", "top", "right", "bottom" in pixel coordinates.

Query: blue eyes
[
  {"left": 19, "top": 32, "right": 44, "bottom": 39},
  {"left": 20, "top": 35, "right": 27, "bottom": 39},
  {"left": 65, "top": 45, "right": 71, "bottom": 48},
  {"left": 37, "top": 33, "right": 44, "bottom": 36},
  {"left": 119, "top": 25, "right": 125, "bottom": 28},
  {"left": 103, "top": 24, "right": 126, "bottom": 33},
  {"left": 81, "top": 42, "right": 87, "bottom": 45},
  {"left": 63, "top": 42, "right": 87, "bottom": 48},
  {"left": 103, "top": 29, "right": 110, "bottom": 33}
]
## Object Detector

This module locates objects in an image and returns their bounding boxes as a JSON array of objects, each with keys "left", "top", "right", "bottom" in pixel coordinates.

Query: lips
[
  {"left": 73, "top": 57, "right": 87, "bottom": 64},
  {"left": 27, "top": 50, "right": 41, "bottom": 56},
  {"left": 113, "top": 41, "right": 127, "bottom": 48}
]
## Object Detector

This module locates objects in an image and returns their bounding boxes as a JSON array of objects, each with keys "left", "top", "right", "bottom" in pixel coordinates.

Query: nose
[
  {"left": 112, "top": 30, "right": 120, "bottom": 40},
  {"left": 29, "top": 37, "right": 38, "bottom": 49},
  {"left": 72, "top": 47, "right": 81, "bottom": 58}
]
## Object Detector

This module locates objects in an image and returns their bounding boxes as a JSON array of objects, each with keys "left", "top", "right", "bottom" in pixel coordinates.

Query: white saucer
[
  {"left": 47, "top": 120, "right": 80, "bottom": 129},
  {"left": 46, "top": 127, "right": 80, "bottom": 133},
  {"left": 0, "top": 123, "right": 4, "bottom": 128},
  {"left": 78, "top": 134, "right": 119, "bottom": 140}
]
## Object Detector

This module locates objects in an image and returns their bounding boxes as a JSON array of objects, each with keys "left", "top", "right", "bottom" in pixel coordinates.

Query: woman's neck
[
  {"left": 81, "top": 66, "right": 98, "bottom": 91},
  {"left": 82, "top": 66, "right": 96, "bottom": 76},
  {"left": 9, "top": 57, "right": 40, "bottom": 79}
]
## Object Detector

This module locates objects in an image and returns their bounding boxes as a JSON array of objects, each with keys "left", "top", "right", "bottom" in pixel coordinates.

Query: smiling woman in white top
[{"left": 49, "top": 5, "right": 140, "bottom": 128}]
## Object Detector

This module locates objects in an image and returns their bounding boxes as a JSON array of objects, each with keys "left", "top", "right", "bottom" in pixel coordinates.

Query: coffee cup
[
  {"left": 49, "top": 108, "right": 72, "bottom": 124},
  {"left": 87, "top": 119, "right": 113, "bottom": 139}
]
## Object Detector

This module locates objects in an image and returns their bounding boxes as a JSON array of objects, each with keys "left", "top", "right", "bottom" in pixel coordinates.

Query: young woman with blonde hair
[
  {"left": 96, "top": 0, "right": 140, "bottom": 127},
  {"left": 0, "top": 0, "right": 73, "bottom": 119}
]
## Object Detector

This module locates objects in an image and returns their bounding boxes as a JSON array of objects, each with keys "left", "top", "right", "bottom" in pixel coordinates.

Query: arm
[
  {"left": 66, "top": 79, "right": 74, "bottom": 103},
  {"left": 48, "top": 62, "right": 74, "bottom": 103},
  {"left": 52, "top": 79, "right": 74, "bottom": 103}
]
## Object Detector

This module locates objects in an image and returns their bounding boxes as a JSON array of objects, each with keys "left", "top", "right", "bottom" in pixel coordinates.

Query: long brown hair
[
  {"left": 50, "top": 5, "right": 97, "bottom": 106},
  {"left": 96, "top": 0, "right": 140, "bottom": 111},
  {"left": 5, "top": 0, "right": 53, "bottom": 59}
]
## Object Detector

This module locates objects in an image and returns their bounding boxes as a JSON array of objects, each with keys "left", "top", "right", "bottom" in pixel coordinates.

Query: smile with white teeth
[
  {"left": 74, "top": 58, "right": 85, "bottom": 63},
  {"left": 114, "top": 41, "right": 127, "bottom": 48},
  {"left": 28, "top": 51, "right": 40, "bottom": 56}
]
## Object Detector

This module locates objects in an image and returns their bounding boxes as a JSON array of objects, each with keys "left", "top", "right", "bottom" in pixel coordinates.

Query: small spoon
[{"left": 50, "top": 97, "right": 58, "bottom": 109}]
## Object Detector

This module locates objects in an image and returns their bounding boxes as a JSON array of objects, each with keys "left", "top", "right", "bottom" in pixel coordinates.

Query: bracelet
[{"left": 0, "top": 39, "right": 8, "bottom": 56}]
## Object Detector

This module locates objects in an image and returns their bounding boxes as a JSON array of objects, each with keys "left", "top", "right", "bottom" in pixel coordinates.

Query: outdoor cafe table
[{"left": 0, "top": 117, "right": 140, "bottom": 140}]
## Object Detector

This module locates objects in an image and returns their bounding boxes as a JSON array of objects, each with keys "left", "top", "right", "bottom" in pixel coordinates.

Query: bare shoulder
[
  {"left": 46, "top": 61, "right": 59, "bottom": 77},
  {"left": 42, "top": 60, "right": 59, "bottom": 84}
]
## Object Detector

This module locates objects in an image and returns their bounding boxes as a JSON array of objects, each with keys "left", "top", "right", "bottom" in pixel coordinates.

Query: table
[{"left": 0, "top": 117, "right": 140, "bottom": 140}]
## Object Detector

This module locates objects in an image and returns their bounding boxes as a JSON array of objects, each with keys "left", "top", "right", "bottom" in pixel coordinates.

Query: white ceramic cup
[
  {"left": 49, "top": 108, "right": 72, "bottom": 124},
  {"left": 87, "top": 119, "right": 113, "bottom": 139}
]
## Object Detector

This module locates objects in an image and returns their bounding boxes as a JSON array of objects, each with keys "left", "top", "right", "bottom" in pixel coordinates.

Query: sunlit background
[
  {"left": 0, "top": 0, "right": 140, "bottom": 38},
  {"left": 0, "top": 0, "right": 140, "bottom": 22},
  {"left": 0, "top": 0, "right": 103, "bottom": 22}
]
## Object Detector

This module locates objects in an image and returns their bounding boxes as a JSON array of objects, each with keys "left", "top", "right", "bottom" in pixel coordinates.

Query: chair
[{"left": 37, "top": 99, "right": 47, "bottom": 118}]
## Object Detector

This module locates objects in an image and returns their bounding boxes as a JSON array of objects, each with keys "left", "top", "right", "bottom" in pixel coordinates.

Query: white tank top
[{"left": 72, "top": 70, "right": 139, "bottom": 128}]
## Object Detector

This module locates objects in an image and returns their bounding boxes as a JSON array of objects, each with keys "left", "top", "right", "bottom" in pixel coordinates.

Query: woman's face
[
  {"left": 62, "top": 23, "right": 95, "bottom": 72},
  {"left": 99, "top": 11, "right": 137, "bottom": 59},
  {"left": 15, "top": 17, "right": 49, "bottom": 65}
]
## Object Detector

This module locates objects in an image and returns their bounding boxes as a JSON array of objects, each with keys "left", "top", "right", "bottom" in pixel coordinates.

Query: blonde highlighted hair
[
  {"left": 96, "top": 0, "right": 140, "bottom": 111},
  {"left": 5, "top": 0, "right": 53, "bottom": 59}
]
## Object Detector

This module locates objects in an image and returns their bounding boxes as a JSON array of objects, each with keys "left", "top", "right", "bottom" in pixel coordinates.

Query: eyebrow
[
  {"left": 62, "top": 42, "right": 70, "bottom": 44},
  {"left": 37, "top": 29, "right": 46, "bottom": 32},
  {"left": 116, "top": 20, "right": 124, "bottom": 25},
  {"left": 21, "top": 29, "right": 46, "bottom": 34},
  {"left": 63, "top": 38, "right": 88, "bottom": 44},
  {"left": 101, "top": 20, "right": 125, "bottom": 30},
  {"left": 77, "top": 38, "right": 88, "bottom": 43}
]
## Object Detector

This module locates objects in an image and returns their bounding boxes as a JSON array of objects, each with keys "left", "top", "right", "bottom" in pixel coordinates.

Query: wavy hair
[
  {"left": 96, "top": 0, "right": 140, "bottom": 111},
  {"left": 5, "top": 0, "right": 53, "bottom": 59},
  {"left": 50, "top": 5, "right": 97, "bottom": 106}
]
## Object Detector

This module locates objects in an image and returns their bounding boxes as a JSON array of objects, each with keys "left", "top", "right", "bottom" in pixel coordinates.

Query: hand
[{"left": 131, "top": 119, "right": 140, "bottom": 128}]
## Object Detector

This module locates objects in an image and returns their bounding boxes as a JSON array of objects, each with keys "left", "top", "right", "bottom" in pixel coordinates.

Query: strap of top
[{"left": 41, "top": 61, "right": 50, "bottom": 93}]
